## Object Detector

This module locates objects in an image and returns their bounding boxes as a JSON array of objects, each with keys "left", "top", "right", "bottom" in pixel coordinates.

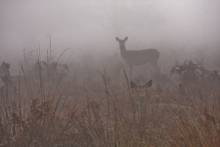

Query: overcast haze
[{"left": 1, "top": 0, "right": 220, "bottom": 62}]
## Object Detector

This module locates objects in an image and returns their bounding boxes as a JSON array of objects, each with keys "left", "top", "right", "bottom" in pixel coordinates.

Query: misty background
[{"left": 1, "top": 0, "right": 220, "bottom": 68}]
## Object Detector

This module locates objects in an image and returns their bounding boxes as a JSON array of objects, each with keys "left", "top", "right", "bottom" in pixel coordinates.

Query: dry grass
[{"left": 0, "top": 57, "right": 220, "bottom": 147}]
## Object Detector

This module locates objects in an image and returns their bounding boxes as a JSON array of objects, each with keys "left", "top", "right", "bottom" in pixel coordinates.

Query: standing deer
[
  {"left": 115, "top": 36, "right": 160, "bottom": 68},
  {"left": 115, "top": 36, "right": 160, "bottom": 82}
]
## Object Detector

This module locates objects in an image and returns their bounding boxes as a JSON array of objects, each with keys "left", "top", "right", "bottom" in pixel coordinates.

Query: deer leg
[
  {"left": 151, "top": 61, "right": 160, "bottom": 74},
  {"left": 129, "top": 65, "right": 133, "bottom": 80},
  {"left": 155, "top": 65, "right": 160, "bottom": 75}
]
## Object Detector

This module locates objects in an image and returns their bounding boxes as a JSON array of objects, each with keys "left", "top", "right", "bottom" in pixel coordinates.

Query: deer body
[{"left": 121, "top": 49, "right": 159, "bottom": 66}]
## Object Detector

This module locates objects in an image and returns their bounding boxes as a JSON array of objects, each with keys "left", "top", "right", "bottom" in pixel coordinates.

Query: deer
[
  {"left": 115, "top": 36, "right": 160, "bottom": 67},
  {"left": 115, "top": 36, "right": 160, "bottom": 86}
]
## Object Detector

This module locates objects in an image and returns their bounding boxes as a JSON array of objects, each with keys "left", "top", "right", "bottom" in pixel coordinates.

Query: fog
[
  {"left": 2, "top": 1, "right": 220, "bottom": 145},
  {"left": 1, "top": 0, "right": 220, "bottom": 64}
]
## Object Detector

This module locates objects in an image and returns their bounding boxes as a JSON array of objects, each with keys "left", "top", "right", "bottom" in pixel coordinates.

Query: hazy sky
[{"left": 1, "top": 0, "right": 220, "bottom": 61}]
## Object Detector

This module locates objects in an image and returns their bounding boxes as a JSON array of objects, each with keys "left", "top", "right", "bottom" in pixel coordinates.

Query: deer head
[
  {"left": 115, "top": 36, "right": 128, "bottom": 50},
  {"left": 115, "top": 36, "right": 128, "bottom": 43},
  {"left": 130, "top": 80, "right": 152, "bottom": 89},
  {"left": 130, "top": 80, "right": 153, "bottom": 96}
]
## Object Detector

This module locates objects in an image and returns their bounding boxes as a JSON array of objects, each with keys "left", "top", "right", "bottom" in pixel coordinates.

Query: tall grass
[{"left": 0, "top": 54, "right": 220, "bottom": 147}]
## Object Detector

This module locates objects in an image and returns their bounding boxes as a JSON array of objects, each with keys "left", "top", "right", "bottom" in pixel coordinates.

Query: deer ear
[
  {"left": 124, "top": 36, "right": 128, "bottom": 41},
  {"left": 144, "top": 80, "right": 152, "bottom": 88},
  {"left": 115, "top": 37, "right": 120, "bottom": 41},
  {"left": 130, "top": 81, "right": 137, "bottom": 89}
]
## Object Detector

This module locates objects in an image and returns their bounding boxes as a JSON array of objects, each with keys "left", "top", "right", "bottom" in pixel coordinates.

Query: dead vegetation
[{"left": 0, "top": 56, "right": 220, "bottom": 147}]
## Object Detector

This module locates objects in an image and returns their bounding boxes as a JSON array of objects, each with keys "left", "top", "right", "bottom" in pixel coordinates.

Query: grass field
[{"left": 0, "top": 56, "right": 220, "bottom": 147}]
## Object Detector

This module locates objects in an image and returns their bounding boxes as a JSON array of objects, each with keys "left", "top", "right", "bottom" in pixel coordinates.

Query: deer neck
[{"left": 119, "top": 44, "right": 127, "bottom": 58}]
